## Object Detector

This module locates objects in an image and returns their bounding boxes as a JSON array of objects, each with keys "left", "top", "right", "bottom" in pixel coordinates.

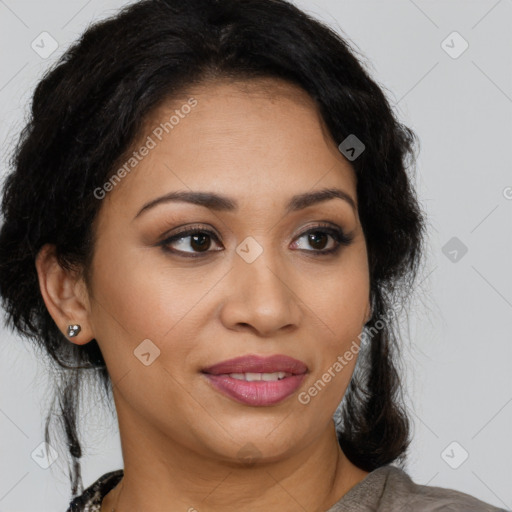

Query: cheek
[
  {"left": 296, "top": 348, "right": 358, "bottom": 431},
  {"left": 305, "top": 261, "right": 369, "bottom": 341},
  {"left": 87, "top": 244, "right": 200, "bottom": 414},
  {"left": 89, "top": 241, "right": 185, "bottom": 338},
  {"left": 303, "top": 260, "right": 368, "bottom": 398},
  {"left": 88, "top": 239, "right": 214, "bottom": 382}
]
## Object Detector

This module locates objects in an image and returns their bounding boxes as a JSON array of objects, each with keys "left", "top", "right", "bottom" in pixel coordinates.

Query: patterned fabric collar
[{"left": 66, "top": 469, "right": 124, "bottom": 511}]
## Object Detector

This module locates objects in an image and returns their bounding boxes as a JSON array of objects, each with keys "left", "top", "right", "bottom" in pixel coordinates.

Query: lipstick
[{"left": 201, "top": 354, "right": 308, "bottom": 406}]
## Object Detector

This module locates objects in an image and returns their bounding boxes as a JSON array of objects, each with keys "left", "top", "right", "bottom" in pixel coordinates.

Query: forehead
[{"left": 104, "top": 77, "right": 357, "bottom": 213}]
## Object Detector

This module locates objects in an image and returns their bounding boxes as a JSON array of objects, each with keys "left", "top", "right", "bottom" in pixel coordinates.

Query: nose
[{"left": 219, "top": 245, "right": 302, "bottom": 337}]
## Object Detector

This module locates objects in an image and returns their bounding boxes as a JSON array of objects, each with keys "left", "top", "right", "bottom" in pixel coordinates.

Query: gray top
[
  {"left": 66, "top": 465, "right": 508, "bottom": 511},
  {"left": 325, "top": 464, "right": 508, "bottom": 512}
]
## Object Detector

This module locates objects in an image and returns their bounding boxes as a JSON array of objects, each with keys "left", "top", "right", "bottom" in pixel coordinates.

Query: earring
[{"left": 67, "top": 324, "right": 81, "bottom": 338}]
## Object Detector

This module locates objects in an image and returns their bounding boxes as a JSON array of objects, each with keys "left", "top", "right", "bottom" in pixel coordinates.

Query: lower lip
[{"left": 203, "top": 373, "right": 307, "bottom": 406}]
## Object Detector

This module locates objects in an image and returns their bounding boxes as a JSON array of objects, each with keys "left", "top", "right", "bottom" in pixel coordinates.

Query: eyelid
[
  {"left": 157, "top": 224, "right": 223, "bottom": 257},
  {"left": 293, "top": 222, "right": 354, "bottom": 251},
  {"left": 158, "top": 223, "right": 221, "bottom": 243},
  {"left": 158, "top": 221, "right": 353, "bottom": 257}
]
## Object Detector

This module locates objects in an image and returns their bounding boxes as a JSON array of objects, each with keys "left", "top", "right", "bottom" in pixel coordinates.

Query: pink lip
[
  {"left": 201, "top": 354, "right": 308, "bottom": 375},
  {"left": 201, "top": 355, "right": 308, "bottom": 406}
]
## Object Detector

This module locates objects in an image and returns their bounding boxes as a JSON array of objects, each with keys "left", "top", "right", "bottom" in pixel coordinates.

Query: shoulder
[
  {"left": 65, "top": 469, "right": 124, "bottom": 512},
  {"left": 373, "top": 465, "right": 506, "bottom": 512},
  {"left": 330, "top": 465, "right": 507, "bottom": 512}
]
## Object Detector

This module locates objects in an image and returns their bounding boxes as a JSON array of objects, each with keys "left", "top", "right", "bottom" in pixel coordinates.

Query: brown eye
[
  {"left": 305, "top": 231, "right": 330, "bottom": 251},
  {"left": 292, "top": 224, "right": 354, "bottom": 255},
  {"left": 160, "top": 228, "right": 223, "bottom": 257},
  {"left": 159, "top": 223, "right": 354, "bottom": 258},
  {"left": 188, "top": 233, "right": 213, "bottom": 252}
]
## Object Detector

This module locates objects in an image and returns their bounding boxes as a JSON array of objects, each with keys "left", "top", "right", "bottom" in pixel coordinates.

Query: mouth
[
  {"left": 201, "top": 354, "right": 308, "bottom": 375},
  {"left": 222, "top": 371, "right": 293, "bottom": 381},
  {"left": 201, "top": 354, "right": 308, "bottom": 406}
]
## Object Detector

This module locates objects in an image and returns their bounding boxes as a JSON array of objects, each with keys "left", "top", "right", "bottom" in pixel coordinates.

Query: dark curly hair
[{"left": 0, "top": 0, "right": 427, "bottom": 499}]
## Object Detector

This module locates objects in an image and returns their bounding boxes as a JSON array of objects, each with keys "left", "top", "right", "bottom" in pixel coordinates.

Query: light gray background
[{"left": 1, "top": 1, "right": 511, "bottom": 511}]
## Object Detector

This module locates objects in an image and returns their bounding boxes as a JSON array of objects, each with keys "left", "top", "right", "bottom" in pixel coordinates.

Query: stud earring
[{"left": 67, "top": 324, "right": 81, "bottom": 338}]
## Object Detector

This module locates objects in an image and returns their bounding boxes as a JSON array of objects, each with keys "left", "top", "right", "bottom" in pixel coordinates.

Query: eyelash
[{"left": 158, "top": 222, "right": 354, "bottom": 259}]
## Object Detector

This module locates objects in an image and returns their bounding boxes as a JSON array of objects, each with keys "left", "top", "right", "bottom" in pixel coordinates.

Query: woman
[{"left": 0, "top": 0, "right": 505, "bottom": 511}]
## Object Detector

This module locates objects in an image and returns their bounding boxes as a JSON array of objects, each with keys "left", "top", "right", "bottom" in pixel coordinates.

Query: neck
[{"left": 103, "top": 397, "right": 369, "bottom": 512}]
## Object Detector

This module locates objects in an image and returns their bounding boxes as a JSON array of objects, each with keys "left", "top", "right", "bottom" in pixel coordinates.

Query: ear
[{"left": 35, "top": 244, "right": 94, "bottom": 345}]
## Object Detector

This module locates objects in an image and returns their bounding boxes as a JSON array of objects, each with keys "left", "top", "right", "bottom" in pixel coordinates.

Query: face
[{"left": 82, "top": 78, "right": 371, "bottom": 463}]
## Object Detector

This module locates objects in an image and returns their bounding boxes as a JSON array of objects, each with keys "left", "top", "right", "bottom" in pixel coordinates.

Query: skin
[{"left": 36, "top": 78, "right": 372, "bottom": 512}]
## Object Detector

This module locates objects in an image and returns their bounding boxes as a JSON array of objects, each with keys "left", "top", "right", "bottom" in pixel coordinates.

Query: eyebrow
[{"left": 133, "top": 187, "right": 357, "bottom": 220}]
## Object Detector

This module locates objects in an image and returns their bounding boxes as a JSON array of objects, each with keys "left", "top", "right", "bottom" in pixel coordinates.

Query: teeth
[{"left": 228, "top": 372, "right": 290, "bottom": 381}]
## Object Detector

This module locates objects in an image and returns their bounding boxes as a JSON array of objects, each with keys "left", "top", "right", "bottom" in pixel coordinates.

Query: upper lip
[{"left": 202, "top": 355, "right": 308, "bottom": 375}]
